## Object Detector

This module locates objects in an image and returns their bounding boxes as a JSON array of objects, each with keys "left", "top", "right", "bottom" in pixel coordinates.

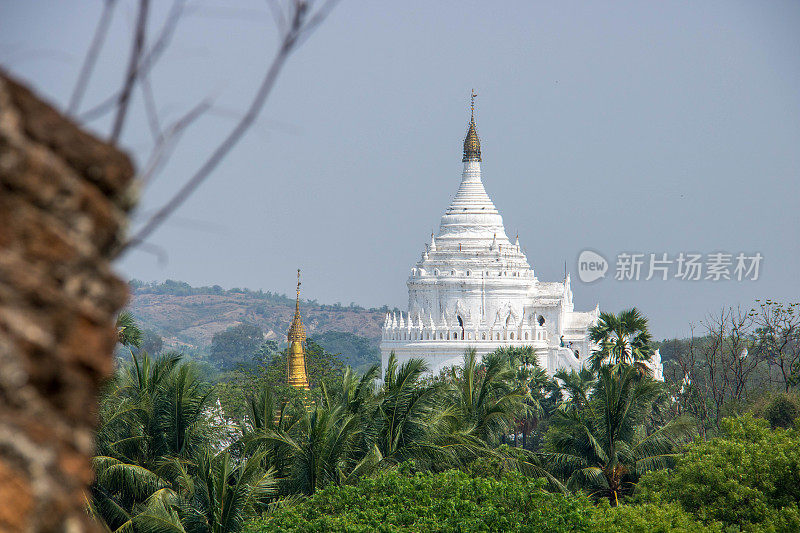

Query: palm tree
[
  {"left": 91, "top": 352, "right": 220, "bottom": 531},
  {"left": 449, "top": 349, "right": 531, "bottom": 445},
  {"left": 186, "top": 451, "right": 278, "bottom": 533},
  {"left": 588, "top": 308, "right": 653, "bottom": 373},
  {"left": 544, "top": 364, "right": 694, "bottom": 505},
  {"left": 249, "top": 402, "right": 361, "bottom": 494},
  {"left": 116, "top": 311, "right": 143, "bottom": 348},
  {"left": 371, "top": 354, "right": 449, "bottom": 467},
  {"left": 320, "top": 364, "right": 379, "bottom": 418},
  {"left": 553, "top": 367, "right": 596, "bottom": 415},
  {"left": 491, "top": 346, "right": 552, "bottom": 449}
]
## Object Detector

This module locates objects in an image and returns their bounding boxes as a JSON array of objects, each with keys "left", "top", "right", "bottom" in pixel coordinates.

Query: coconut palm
[
  {"left": 544, "top": 364, "right": 694, "bottom": 505},
  {"left": 449, "top": 349, "right": 531, "bottom": 445},
  {"left": 490, "top": 346, "right": 552, "bottom": 448},
  {"left": 588, "top": 308, "right": 653, "bottom": 373},
  {"left": 249, "top": 402, "right": 361, "bottom": 494},
  {"left": 320, "top": 363, "right": 379, "bottom": 418},
  {"left": 91, "top": 352, "right": 221, "bottom": 531},
  {"left": 553, "top": 367, "right": 596, "bottom": 415},
  {"left": 185, "top": 451, "right": 278, "bottom": 533},
  {"left": 371, "top": 354, "right": 449, "bottom": 466}
]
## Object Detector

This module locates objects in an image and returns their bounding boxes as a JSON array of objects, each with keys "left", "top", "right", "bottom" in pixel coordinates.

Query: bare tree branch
[
  {"left": 140, "top": 72, "right": 162, "bottom": 142},
  {"left": 138, "top": 98, "right": 212, "bottom": 187},
  {"left": 117, "top": 0, "right": 340, "bottom": 257},
  {"left": 266, "top": 0, "right": 288, "bottom": 37},
  {"left": 81, "top": 0, "right": 185, "bottom": 124},
  {"left": 109, "top": 0, "right": 151, "bottom": 144},
  {"left": 132, "top": 241, "right": 169, "bottom": 267},
  {"left": 67, "top": 0, "right": 118, "bottom": 115}
]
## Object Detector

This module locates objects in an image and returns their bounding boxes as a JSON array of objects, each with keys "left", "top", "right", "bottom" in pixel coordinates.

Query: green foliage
[
  {"left": 750, "top": 300, "right": 800, "bottom": 392},
  {"left": 246, "top": 468, "right": 716, "bottom": 533},
  {"left": 211, "top": 323, "right": 265, "bottom": 369},
  {"left": 589, "top": 502, "right": 720, "bottom": 532},
  {"left": 588, "top": 308, "right": 653, "bottom": 373},
  {"left": 139, "top": 328, "right": 164, "bottom": 354},
  {"left": 130, "top": 279, "right": 293, "bottom": 303},
  {"left": 763, "top": 393, "right": 800, "bottom": 429},
  {"left": 259, "top": 338, "right": 345, "bottom": 388},
  {"left": 213, "top": 339, "right": 345, "bottom": 421},
  {"left": 116, "top": 311, "right": 143, "bottom": 348},
  {"left": 653, "top": 338, "right": 689, "bottom": 367},
  {"left": 92, "top": 351, "right": 277, "bottom": 532},
  {"left": 636, "top": 415, "right": 800, "bottom": 531},
  {"left": 447, "top": 349, "right": 531, "bottom": 445},
  {"left": 245, "top": 469, "right": 597, "bottom": 532},
  {"left": 544, "top": 364, "right": 694, "bottom": 504},
  {"left": 310, "top": 331, "right": 380, "bottom": 372},
  {"left": 99, "top": 311, "right": 760, "bottom": 533}
]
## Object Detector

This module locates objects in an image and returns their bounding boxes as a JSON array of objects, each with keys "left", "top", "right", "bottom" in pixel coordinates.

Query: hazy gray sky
[{"left": 3, "top": 1, "right": 799, "bottom": 339}]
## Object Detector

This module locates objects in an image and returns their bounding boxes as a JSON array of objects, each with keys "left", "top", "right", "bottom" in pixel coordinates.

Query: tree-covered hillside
[{"left": 128, "top": 280, "right": 393, "bottom": 355}]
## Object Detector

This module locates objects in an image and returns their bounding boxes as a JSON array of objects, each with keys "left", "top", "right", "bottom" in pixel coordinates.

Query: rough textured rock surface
[{"left": 0, "top": 71, "right": 133, "bottom": 532}]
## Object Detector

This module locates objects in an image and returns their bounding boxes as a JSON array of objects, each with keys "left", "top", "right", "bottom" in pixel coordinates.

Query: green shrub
[
  {"left": 245, "top": 469, "right": 597, "bottom": 532},
  {"left": 246, "top": 468, "right": 728, "bottom": 533},
  {"left": 763, "top": 393, "right": 800, "bottom": 429},
  {"left": 590, "top": 502, "right": 720, "bottom": 532},
  {"left": 636, "top": 415, "right": 800, "bottom": 532}
]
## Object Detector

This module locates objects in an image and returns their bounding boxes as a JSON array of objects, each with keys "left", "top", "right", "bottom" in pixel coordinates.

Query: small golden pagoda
[{"left": 287, "top": 269, "right": 310, "bottom": 390}]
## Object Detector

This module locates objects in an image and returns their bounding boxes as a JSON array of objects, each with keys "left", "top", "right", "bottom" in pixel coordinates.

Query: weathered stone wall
[{"left": 0, "top": 72, "right": 133, "bottom": 532}]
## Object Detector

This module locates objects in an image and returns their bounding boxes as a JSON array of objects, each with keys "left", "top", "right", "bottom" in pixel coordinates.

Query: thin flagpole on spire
[
  {"left": 296, "top": 268, "right": 301, "bottom": 309},
  {"left": 470, "top": 89, "right": 477, "bottom": 119}
]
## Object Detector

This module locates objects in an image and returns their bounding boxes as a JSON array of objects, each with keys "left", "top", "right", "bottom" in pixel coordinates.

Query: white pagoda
[{"left": 380, "top": 95, "right": 600, "bottom": 377}]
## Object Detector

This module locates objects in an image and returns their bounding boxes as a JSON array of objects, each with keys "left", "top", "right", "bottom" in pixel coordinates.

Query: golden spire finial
[
  {"left": 287, "top": 268, "right": 309, "bottom": 389},
  {"left": 296, "top": 268, "right": 301, "bottom": 307},
  {"left": 463, "top": 89, "right": 481, "bottom": 162},
  {"left": 470, "top": 89, "right": 477, "bottom": 119}
]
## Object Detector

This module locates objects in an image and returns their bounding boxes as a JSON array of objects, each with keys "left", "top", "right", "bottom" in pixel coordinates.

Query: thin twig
[
  {"left": 140, "top": 73, "right": 162, "bottom": 142},
  {"left": 82, "top": 0, "right": 185, "bottom": 124},
  {"left": 67, "top": 0, "right": 118, "bottom": 115},
  {"left": 109, "top": 0, "right": 150, "bottom": 144},
  {"left": 138, "top": 99, "right": 212, "bottom": 187},
  {"left": 117, "top": 0, "right": 340, "bottom": 257},
  {"left": 133, "top": 241, "right": 169, "bottom": 267},
  {"left": 265, "top": 0, "right": 288, "bottom": 37}
]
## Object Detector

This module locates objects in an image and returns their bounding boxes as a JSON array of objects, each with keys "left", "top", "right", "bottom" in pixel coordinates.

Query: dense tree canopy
[
  {"left": 93, "top": 305, "right": 800, "bottom": 532},
  {"left": 245, "top": 469, "right": 714, "bottom": 533},
  {"left": 636, "top": 415, "right": 800, "bottom": 531},
  {"left": 211, "top": 323, "right": 265, "bottom": 369}
]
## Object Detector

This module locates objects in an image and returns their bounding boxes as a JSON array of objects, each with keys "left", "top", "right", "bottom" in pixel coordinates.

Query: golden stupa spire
[
  {"left": 287, "top": 269, "right": 310, "bottom": 389},
  {"left": 463, "top": 89, "right": 481, "bottom": 162}
]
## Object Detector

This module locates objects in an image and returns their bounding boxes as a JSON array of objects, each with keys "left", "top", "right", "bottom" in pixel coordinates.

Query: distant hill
[{"left": 127, "top": 280, "right": 394, "bottom": 353}]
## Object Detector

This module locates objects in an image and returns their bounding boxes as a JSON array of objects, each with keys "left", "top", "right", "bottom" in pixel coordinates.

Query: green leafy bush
[
  {"left": 636, "top": 415, "right": 800, "bottom": 531},
  {"left": 763, "top": 393, "right": 800, "bottom": 429},
  {"left": 590, "top": 502, "right": 720, "bottom": 532},
  {"left": 246, "top": 469, "right": 597, "bottom": 532},
  {"left": 246, "top": 469, "right": 718, "bottom": 533}
]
